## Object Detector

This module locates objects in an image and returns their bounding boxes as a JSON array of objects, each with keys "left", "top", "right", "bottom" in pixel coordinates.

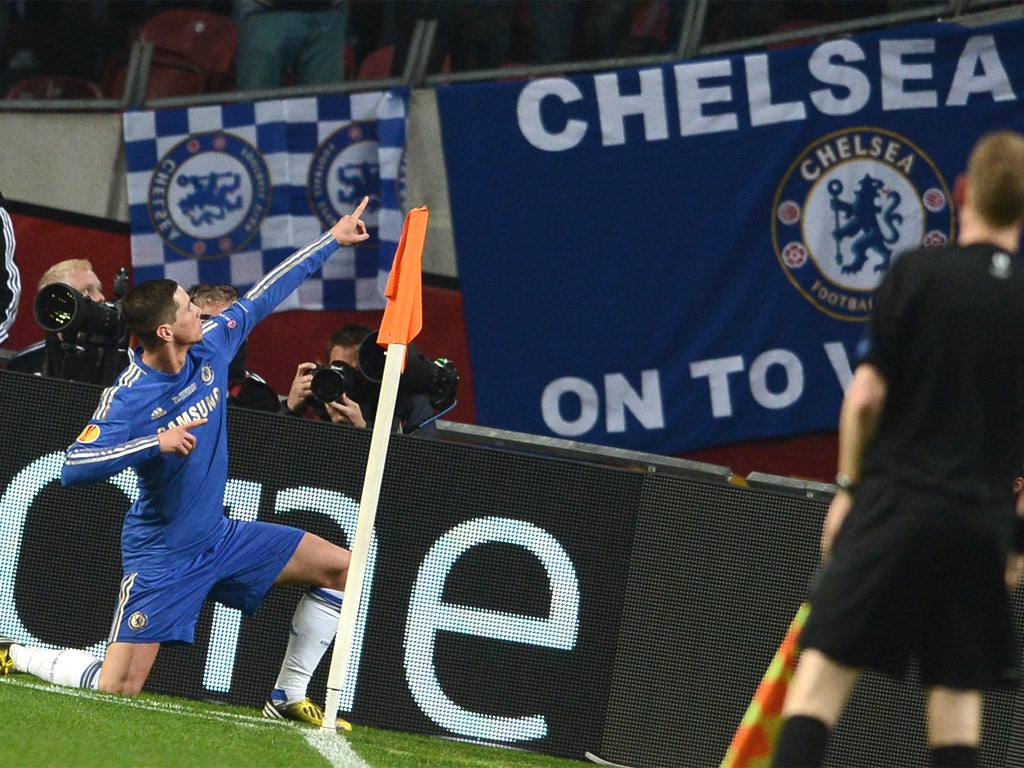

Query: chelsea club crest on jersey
[
  {"left": 148, "top": 131, "right": 272, "bottom": 260},
  {"left": 772, "top": 127, "right": 954, "bottom": 322}
]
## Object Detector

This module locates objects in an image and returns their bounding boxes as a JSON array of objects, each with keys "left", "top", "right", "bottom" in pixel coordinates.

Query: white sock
[
  {"left": 10, "top": 645, "right": 102, "bottom": 689},
  {"left": 271, "top": 588, "right": 342, "bottom": 705}
]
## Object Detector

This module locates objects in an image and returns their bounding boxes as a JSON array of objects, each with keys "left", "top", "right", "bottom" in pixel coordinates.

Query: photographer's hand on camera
[
  {"left": 324, "top": 393, "right": 366, "bottom": 427},
  {"left": 282, "top": 362, "right": 317, "bottom": 414}
]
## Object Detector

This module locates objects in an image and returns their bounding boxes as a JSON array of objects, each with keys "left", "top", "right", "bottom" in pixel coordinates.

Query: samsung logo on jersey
[
  {"left": 517, "top": 34, "right": 1014, "bottom": 151},
  {"left": 157, "top": 388, "right": 222, "bottom": 433}
]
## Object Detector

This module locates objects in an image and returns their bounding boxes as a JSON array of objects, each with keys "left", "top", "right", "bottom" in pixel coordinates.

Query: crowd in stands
[{"left": 0, "top": 1, "right": 915, "bottom": 100}]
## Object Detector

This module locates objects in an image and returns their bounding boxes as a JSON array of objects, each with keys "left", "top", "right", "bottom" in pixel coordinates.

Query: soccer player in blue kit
[{"left": 0, "top": 199, "right": 370, "bottom": 729}]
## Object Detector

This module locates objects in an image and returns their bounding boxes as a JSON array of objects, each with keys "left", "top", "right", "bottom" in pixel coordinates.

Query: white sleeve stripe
[
  {"left": 93, "top": 364, "right": 144, "bottom": 420},
  {"left": 65, "top": 435, "right": 159, "bottom": 465},
  {"left": 0, "top": 207, "right": 20, "bottom": 342}
]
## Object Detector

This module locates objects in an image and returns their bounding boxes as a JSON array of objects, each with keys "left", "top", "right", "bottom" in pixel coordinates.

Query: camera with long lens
[
  {"left": 309, "top": 360, "right": 378, "bottom": 404},
  {"left": 34, "top": 267, "right": 129, "bottom": 345},
  {"left": 357, "top": 331, "right": 460, "bottom": 411},
  {"left": 28, "top": 267, "right": 131, "bottom": 386}
]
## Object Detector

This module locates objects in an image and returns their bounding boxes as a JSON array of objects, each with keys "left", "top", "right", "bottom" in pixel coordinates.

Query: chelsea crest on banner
[{"left": 123, "top": 89, "right": 408, "bottom": 311}]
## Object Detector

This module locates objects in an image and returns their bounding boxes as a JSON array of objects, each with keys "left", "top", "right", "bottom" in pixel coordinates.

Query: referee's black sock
[
  {"left": 770, "top": 715, "right": 829, "bottom": 767},
  {"left": 930, "top": 745, "right": 977, "bottom": 767}
]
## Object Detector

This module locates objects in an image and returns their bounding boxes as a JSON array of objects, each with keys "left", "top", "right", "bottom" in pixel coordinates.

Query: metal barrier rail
[{"left": 436, "top": 419, "right": 734, "bottom": 484}]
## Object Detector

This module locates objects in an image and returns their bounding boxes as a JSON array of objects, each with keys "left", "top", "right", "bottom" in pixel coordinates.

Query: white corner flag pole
[{"left": 320, "top": 340, "right": 407, "bottom": 731}]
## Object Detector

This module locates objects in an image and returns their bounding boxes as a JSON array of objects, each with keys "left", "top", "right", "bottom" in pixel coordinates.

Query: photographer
[
  {"left": 6, "top": 259, "right": 131, "bottom": 385},
  {"left": 189, "top": 283, "right": 281, "bottom": 413},
  {"left": 282, "top": 323, "right": 451, "bottom": 438}
]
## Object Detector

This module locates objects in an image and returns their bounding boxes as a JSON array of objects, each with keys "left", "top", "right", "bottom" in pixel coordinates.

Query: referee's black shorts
[{"left": 802, "top": 477, "right": 1019, "bottom": 690}]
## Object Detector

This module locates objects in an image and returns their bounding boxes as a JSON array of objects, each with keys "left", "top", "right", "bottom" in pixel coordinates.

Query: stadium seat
[
  {"left": 103, "top": 47, "right": 208, "bottom": 100},
  {"left": 5, "top": 74, "right": 104, "bottom": 100},
  {"left": 139, "top": 8, "right": 238, "bottom": 92},
  {"left": 356, "top": 45, "right": 395, "bottom": 80}
]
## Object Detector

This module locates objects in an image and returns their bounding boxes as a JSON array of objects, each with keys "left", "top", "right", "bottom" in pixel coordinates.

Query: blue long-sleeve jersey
[{"left": 62, "top": 232, "right": 340, "bottom": 571}]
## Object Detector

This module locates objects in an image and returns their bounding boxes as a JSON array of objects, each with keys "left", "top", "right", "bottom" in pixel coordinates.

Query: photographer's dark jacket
[{"left": 6, "top": 334, "right": 133, "bottom": 386}]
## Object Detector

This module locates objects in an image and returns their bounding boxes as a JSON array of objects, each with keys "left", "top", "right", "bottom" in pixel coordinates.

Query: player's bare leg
[{"left": 98, "top": 641, "right": 160, "bottom": 695}]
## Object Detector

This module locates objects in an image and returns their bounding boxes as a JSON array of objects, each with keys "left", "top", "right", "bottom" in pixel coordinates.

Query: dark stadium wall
[{"left": 3, "top": 207, "right": 838, "bottom": 481}]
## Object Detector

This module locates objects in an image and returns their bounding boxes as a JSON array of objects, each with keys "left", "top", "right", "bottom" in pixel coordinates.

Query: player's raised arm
[{"left": 240, "top": 197, "right": 373, "bottom": 328}]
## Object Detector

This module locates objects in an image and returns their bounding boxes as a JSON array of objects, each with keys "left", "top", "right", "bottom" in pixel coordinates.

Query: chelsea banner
[
  {"left": 123, "top": 89, "right": 408, "bottom": 311},
  {"left": 437, "top": 18, "right": 1024, "bottom": 455}
]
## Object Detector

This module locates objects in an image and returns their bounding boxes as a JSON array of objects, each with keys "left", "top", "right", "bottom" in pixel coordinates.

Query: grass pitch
[{"left": 0, "top": 676, "right": 588, "bottom": 767}]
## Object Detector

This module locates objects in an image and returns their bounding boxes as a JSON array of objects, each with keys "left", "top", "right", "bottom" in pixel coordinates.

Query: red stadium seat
[
  {"left": 5, "top": 74, "right": 104, "bottom": 100},
  {"left": 139, "top": 8, "right": 238, "bottom": 92},
  {"left": 356, "top": 46, "right": 395, "bottom": 80},
  {"left": 103, "top": 47, "right": 208, "bottom": 100}
]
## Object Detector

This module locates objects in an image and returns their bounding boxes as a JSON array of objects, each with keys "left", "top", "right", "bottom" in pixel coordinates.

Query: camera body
[
  {"left": 357, "top": 331, "right": 460, "bottom": 412},
  {"left": 27, "top": 268, "right": 132, "bottom": 386},
  {"left": 309, "top": 331, "right": 460, "bottom": 417},
  {"left": 309, "top": 360, "right": 377, "bottom": 404}
]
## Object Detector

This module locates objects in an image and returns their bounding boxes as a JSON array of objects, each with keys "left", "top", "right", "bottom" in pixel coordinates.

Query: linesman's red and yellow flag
[{"left": 720, "top": 602, "right": 811, "bottom": 768}]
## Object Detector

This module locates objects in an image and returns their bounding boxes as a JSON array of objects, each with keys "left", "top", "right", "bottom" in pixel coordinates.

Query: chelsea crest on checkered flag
[{"left": 122, "top": 88, "right": 408, "bottom": 311}]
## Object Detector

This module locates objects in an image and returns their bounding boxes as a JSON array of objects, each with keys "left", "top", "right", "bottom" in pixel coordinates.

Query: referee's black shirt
[{"left": 861, "top": 242, "right": 1024, "bottom": 501}]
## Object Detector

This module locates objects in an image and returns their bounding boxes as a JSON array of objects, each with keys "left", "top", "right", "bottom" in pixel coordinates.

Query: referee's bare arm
[{"left": 822, "top": 363, "right": 887, "bottom": 557}]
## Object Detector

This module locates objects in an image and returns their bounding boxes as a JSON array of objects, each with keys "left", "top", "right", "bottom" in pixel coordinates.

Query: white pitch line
[
  {"left": 304, "top": 729, "right": 373, "bottom": 768},
  {"left": 4, "top": 676, "right": 373, "bottom": 765},
  {"left": 584, "top": 751, "right": 636, "bottom": 767},
  {"left": 5, "top": 676, "right": 279, "bottom": 728}
]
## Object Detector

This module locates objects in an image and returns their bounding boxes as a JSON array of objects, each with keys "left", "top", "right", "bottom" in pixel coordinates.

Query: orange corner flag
[
  {"left": 720, "top": 602, "right": 811, "bottom": 768},
  {"left": 378, "top": 206, "right": 428, "bottom": 348}
]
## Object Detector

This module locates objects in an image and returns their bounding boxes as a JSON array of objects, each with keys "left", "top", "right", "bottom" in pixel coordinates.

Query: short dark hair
[
  {"left": 123, "top": 279, "right": 179, "bottom": 349},
  {"left": 327, "top": 324, "right": 372, "bottom": 360},
  {"left": 188, "top": 283, "right": 238, "bottom": 307}
]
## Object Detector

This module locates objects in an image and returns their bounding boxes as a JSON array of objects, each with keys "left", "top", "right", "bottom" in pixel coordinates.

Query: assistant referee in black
[{"left": 772, "top": 130, "right": 1024, "bottom": 768}]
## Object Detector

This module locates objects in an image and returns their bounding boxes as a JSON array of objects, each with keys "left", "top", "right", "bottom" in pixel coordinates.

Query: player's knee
[
  {"left": 322, "top": 562, "right": 348, "bottom": 591},
  {"left": 322, "top": 547, "right": 350, "bottom": 590}
]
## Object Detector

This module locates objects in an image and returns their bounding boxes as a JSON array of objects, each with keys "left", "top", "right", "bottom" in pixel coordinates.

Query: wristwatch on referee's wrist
[{"left": 835, "top": 472, "right": 857, "bottom": 492}]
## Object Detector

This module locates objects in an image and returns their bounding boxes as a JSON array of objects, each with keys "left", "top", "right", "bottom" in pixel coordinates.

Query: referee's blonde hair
[{"left": 967, "top": 130, "right": 1024, "bottom": 228}]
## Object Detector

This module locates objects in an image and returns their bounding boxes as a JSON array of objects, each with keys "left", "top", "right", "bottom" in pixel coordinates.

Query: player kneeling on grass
[{"left": 0, "top": 200, "right": 372, "bottom": 731}]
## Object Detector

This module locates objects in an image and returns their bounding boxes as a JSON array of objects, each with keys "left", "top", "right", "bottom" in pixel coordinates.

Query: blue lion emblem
[
  {"left": 176, "top": 171, "right": 244, "bottom": 226},
  {"left": 828, "top": 174, "right": 903, "bottom": 275},
  {"left": 337, "top": 161, "right": 380, "bottom": 212}
]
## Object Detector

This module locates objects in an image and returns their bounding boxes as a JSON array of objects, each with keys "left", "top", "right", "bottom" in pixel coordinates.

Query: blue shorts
[{"left": 108, "top": 518, "right": 305, "bottom": 645}]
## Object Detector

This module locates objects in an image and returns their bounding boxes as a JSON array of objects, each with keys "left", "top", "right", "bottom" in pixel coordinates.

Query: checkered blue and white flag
[{"left": 123, "top": 88, "right": 408, "bottom": 311}]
